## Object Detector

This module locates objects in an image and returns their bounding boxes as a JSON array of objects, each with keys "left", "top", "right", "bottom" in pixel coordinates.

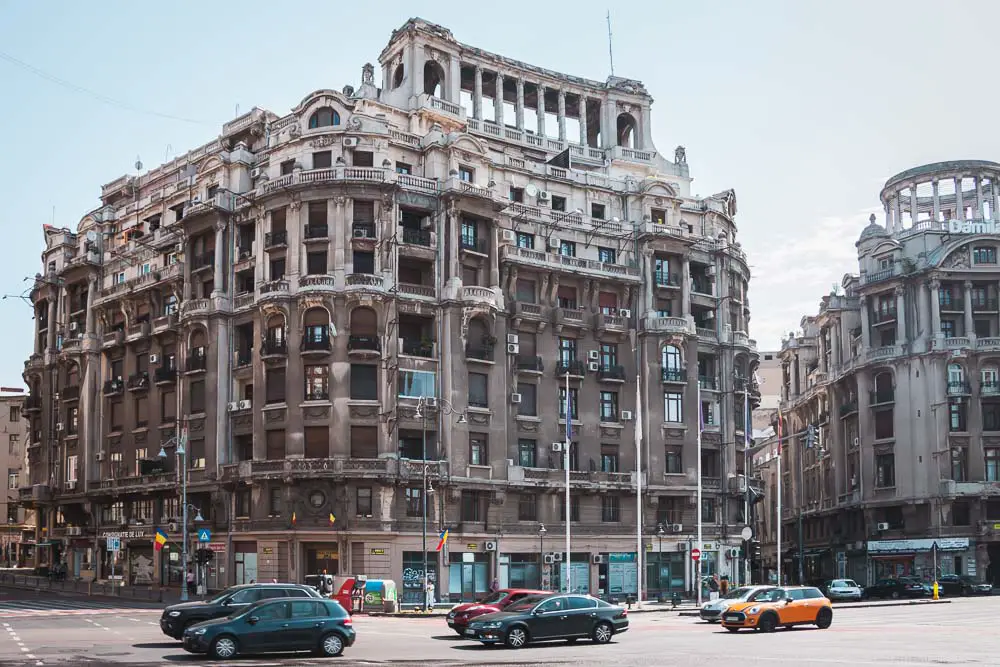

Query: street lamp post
[
  {"left": 158, "top": 428, "right": 200, "bottom": 602},
  {"left": 538, "top": 524, "right": 546, "bottom": 588},
  {"left": 415, "top": 396, "right": 467, "bottom": 611},
  {"left": 656, "top": 523, "right": 665, "bottom": 598}
]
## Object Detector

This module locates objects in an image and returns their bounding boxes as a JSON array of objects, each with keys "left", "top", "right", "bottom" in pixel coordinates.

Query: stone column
[
  {"left": 643, "top": 249, "right": 654, "bottom": 315},
  {"left": 992, "top": 178, "right": 1000, "bottom": 220},
  {"left": 494, "top": 73, "right": 504, "bottom": 126},
  {"left": 579, "top": 96, "right": 588, "bottom": 146},
  {"left": 976, "top": 175, "right": 985, "bottom": 217},
  {"left": 964, "top": 280, "right": 975, "bottom": 338},
  {"left": 932, "top": 180, "right": 940, "bottom": 222},
  {"left": 894, "top": 196, "right": 903, "bottom": 233},
  {"left": 182, "top": 238, "right": 193, "bottom": 300},
  {"left": 536, "top": 85, "right": 547, "bottom": 138},
  {"left": 895, "top": 285, "right": 906, "bottom": 344},
  {"left": 488, "top": 224, "right": 499, "bottom": 288},
  {"left": 85, "top": 276, "right": 97, "bottom": 335},
  {"left": 515, "top": 79, "right": 525, "bottom": 131},
  {"left": 557, "top": 90, "right": 567, "bottom": 142},
  {"left": 212, "top": 221, "right": 225, "bottom": 296},
  {"left": 909, "top": 184, "right": 918, "bottom": 228},
  {"left": 681, "top": 257, "right": 691, "bottom": 319},
  {"left": 448, "top": 57, "right": 461, "bottom": 104},
  {"left": 46, "top": 299, "right": 56, "bottom": 352},
  {"left": 830, "top": 319, "right": 842, "bottom": 370},
  {"left": 884, "top": 202, "right": 892, "bottom": 230},
  {"left": 859, "top": 296, "right": 871, "bottom": 351},
  {"left": 929, "top": 279, "right": 942, "bottom": 339},
  {"left": 473, "top": 66, "right": 483, "bottom": 121},
  {"left": 955, "top": 177, "right": 965, "bottom": 219}
]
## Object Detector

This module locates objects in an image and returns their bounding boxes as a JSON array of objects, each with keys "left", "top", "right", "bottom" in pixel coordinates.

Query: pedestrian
[
  {"left": 424, "top": 580, "right": 435, "bottom": 611},
  {"left": 490, "top": 577, "right": 499, "bottom": 593},
  {"left": 186, "top": 568, "right": 194, "bottom": 593},
  {"left": 720, "top": 576, "right": 729, "bottom": 596}
]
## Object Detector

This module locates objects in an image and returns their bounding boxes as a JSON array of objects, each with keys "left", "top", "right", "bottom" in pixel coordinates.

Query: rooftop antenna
[
  {"left": 166, "top": 144, "right": 173, "bottom": 162},
  {"left": 606, "top": 10, "right": 615, "bottom": 77},
  {"left": 235, "top": 103, "right": 240, "bottom": 118}
]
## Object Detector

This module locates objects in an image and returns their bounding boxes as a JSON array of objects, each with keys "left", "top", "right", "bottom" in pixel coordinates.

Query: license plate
[
  {"left": 465, "top": 629, "right": 476, "bottom": 636},
  {"left": 724, "top": 615, "right": 740, "bottom": 622}
]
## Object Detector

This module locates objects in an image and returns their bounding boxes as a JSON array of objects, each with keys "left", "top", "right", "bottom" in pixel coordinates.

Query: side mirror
[
  {"left": 532, "top": 609, "right": 542, "bottom": 616},
  {"left": 247, "top": 616, "right": 260, "bottom": 625}
]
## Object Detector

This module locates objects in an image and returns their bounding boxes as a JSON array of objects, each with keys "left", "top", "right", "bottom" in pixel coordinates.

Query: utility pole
[{"left": 799, "top": 424, "right": 816, "bottom": 585}]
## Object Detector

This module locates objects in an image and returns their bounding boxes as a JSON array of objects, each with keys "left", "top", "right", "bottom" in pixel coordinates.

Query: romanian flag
[
  {"left": 291, "top": 512, "right": 297, "bottom": 527},
  {"left": 328, "top": 513, "right": 336, "bottom": 527},
  {"left": 435, "top": 528, "right": 449, "bottom": 552},
  {"left": 154, "top": 528, "right": 168, "bottom": 552}
]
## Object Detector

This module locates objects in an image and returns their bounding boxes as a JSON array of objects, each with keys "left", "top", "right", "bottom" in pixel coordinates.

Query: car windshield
[
  {"left": 724, "top": 587, "right": 754, "bottom": 600},
  {"left": 477, "top": 591, "right": 506, "bottom": 605},
  {"left": 226, "top": 600, "right": 260, "bottom": 619},
  {"left": 832, "top": 580, "right": 858, "bottom": 587},
  {"left": 507, "top": 594, "right": 550, "bottom": 612},
  {"left": 208, "top": 589, "right": 236, "bottom": 604}
]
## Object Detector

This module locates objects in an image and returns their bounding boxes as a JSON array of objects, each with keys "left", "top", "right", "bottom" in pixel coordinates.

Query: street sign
[
  {"left": 197, "top": 528, "right": 212, "bottom": 543},
  {"left": 207, "top": 542, "right": 226, "bottom": 553},
  {"left": 691, "top": 548, "right": 701, "bottom": 561},
  {"left": 106, "top": 536, "right": 121, "bottom": 552},
  {"left": 740, "top": 526, "right": 753, "bottom": 541}
]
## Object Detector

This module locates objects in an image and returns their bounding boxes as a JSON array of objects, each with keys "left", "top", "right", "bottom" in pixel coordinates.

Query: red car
[{"left": 446, "top": 589, "right": 550, "bottom": 634}]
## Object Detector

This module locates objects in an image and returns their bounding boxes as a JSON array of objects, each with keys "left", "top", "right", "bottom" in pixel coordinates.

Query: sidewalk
[{"left": 0, "top": 572, "right": 181, "bottom": 605}]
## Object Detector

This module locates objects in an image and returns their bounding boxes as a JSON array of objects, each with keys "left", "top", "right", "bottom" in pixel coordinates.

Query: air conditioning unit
[
  {"left": 149, "top": 353, "right": 159, "bottom": 364},
  {"left": 592, "top": 554, "right": 606, "bottom": 564},
  {"left": 588, "top": 361, "right": 600, "bottom": 372},
  {"left": 551, "top": 552, "right": 563, "bottom": 562},
  {"left": 65, "top": 482, "right": 76, "bottom": 492},
  {"left": 547, "top": 237, "right": 560, "bottom": 248},
  {"left": 227, "top": 401, "right": 240, "bottom": 412},
  {"left": 95, "top": 452, "right": 106, "bottom": 462},
  {"left": 250, "top": 167, "right": 262, "bottom": 179},
  {"left": 353, "top": 227, "right": 371, "bottom": 238},
  {"left": 538, "top": 190, "right": 551, "bottom": 201},
  {"left": 191, "top": 195, "right": 202, "bottom": 205},
  {"left": 66, "top": 525, "right": 81, "bottom": 535},
  {"left": 706, "top": 266, "right": 717, "bottom": 277},
  {"left": 677, "top": 542, "right": 688, "bottom": 551},
  {"left": 618, "top": 308, "right": 631, "bottom": 318},
  {"left": 55, "top": 423, "right": 63, "bottom": 432},
  {"left": 588, "top": 350, "right": 600, "bottom": 361},
  {"left": 425, "top": 397, "right": 438, "bottom": 408},
  {"left": 506, "top": 458, "right": 515, "bottom": 467},
  {"left": 485, "top": 541, "right": 497, "bottom": 552},
  {"left": 238, "top": 400, "right": 252, "bottom": 410},
  {"left": 169, "top": 522, "right": 178, "bottom": 532},
  {"left": 507, "top": 343, "right": 520, "bottom": 354},
  {"left": 853, "top": 437, "right": 860, "bottom": 448},
  {"left": 544, "top": 554, "right": 555, "bottom": 564},
  {"left": 551, "top": 442, "right": 564, "bottom": 452},
  {"left": 500, "top": 229, "right": 517, "bottom": 243},
  {"left": 876, "top": 522, "right": 890, "bottom": 531},
  {"left": 671, "top": 523, "right": 683, "bottom": 533},
  {"left": 510, "top": 393, "right": 522, "bottom": 404},
  {"left": 69, "top": 322, "right": 78, "bottom": 332},
  {"left": 620, "top": 410, "right": 633, "bottom": 421},
  {"left": 343, "top": 137, "right": 359, "bottom": 148},
  {"left": 729, "top": 548, "right": 740, "bottom": 558},
  {"left": 507, "top": 334, "right": 519, "bottom": 345}
]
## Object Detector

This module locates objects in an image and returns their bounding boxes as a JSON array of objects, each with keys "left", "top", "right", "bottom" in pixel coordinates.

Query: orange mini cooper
[{"left": 720, "top": 586, "right": 833, "bottom": 633}]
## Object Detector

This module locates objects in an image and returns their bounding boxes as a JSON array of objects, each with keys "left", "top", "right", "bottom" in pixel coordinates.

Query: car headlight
[
  {"left": 746, "top": 606, "right": 761, "bottom": 615},
  {"left": 481, "top": 621, "right": 503, "bottom": 629},
  {"left": 194, "top": 628, "right": 207, "bottom": 636},
  {"left": 168, "top": 611, "right": 181, "bottom": 618}
]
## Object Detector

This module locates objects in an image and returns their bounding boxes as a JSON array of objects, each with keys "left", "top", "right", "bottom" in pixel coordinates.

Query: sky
[{"left": 2, "top": 0, "right": 1000, "bottom": 383}]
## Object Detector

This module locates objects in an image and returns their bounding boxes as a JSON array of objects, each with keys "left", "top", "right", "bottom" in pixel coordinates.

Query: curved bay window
[
  {"left": 263, "top": 315, "right": 286, "bottom": 355},
  {"left": 308, "top": 107, "right": 340, "bottom": 129},
  {"left": 302, "top": 308, "right": 331, "bottom": 352},
  {"left": 348, "top": 307, "right": 379, "bottom": 352}
]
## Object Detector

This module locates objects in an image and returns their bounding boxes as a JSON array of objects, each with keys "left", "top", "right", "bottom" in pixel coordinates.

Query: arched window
[
  {"left": 392, "top": 64, "right": 404, "bottom": 89},
  {"left": 303, "top": 308, "right": 330, "bottom": 349},
  {"left": 423, "top": 61, "right": 445, "bottom": 97},
  {"left": 66, "top": 363, "right": 79, "bottom": 388},
  {"left": 873, "top": 370, "right": 893, "bottom": 403},
  {"left": 982, "top": 364, "right": 999, "bottom": 394},
  {"left": 948, "top": 363, "right": 965, "bottom": 384},
  {"left": 308, "top": 107, "right": 340, "bottom": 129},
  {"left": 616, "top": 112, "right": 637, "bottom": 148},
  {"left": 662, "top": 345, "right": 682, "bottom": 380}
]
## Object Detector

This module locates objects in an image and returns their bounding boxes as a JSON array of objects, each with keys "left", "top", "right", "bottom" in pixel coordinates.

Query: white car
[
  {"left": 699, "top": 585, "right": 777, "bottom": 622},
  {"left": 824, "top": 579, "right": 863, "bottom": 601}
]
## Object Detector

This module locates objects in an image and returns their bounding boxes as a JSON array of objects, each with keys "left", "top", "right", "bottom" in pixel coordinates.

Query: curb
[{"left": 678, "top": 599, "right": 952, "bottom": 618}]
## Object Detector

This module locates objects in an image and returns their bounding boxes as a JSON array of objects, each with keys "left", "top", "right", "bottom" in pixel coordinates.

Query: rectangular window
[
  {"left": 395, "top": 161, "right": 412, "bottom": 174},
  {"left": 266, "top": 367, "right": 286, "bottom": 404},
  {"left": 269, "top": 487, "right": 282, "bottom": 515},
  {"left": 558, "top": 338, "right": 576, "bottom": 364},
  {"left": 188, "top": 438, "right": 206, "bottom": 469},
  {"left": 304, "top": 365, "right": 330, "bottom": 401},
  {"left": 133, "top": 447, "right": 147, "bottom": 476},
  {"left": 235, "top": 489, "right": 251, "bottom": 518},
  {"left": 516, "top": 232, "right": 534, "bottom": 249},
  {"left": 551, "top": 195, "right": 566, "bottom": 212},
  {"left": 397, "top": 370, "right": 435, "bottom": 398},
  {"left": 559, "top": 387, "right": 579, "bottom": 420},
  {"left": 352, "top": 250, "right": 375, "bottom": 274},
  {"left": 161, "top": 391, "right": 176, "bottom": 423},
  {"left": 557, "top": 285, "right": 577, "bottom": 309},
  {"left": 460, "top": 491, "right": 483, "bottom": 522},
  {"left": 109, "top": 400, "right": 123, "bottom": 431},
  {"left": 304, "top": 426, "right": 328, "bottom": 459},
  {"left": 599, "top": 391, "right": 618, "bottom": 421},
  {"left": 518, "top": 384, "right": 537, "bottom": 416},
  {"left": 405, "top": 488, "right": 422, "bottom": 517},
  {"left": 312, "top": 151, "right": 332, "bottom": 169},
  {"left": 590, "top": 203, "right": 606, "bottom": 220},
  {"left": 875, "top": 453, "right": 896, "bottom": 488},
  {"left": 469, "top": 433, "right": 487, "bottom": 466},
  {"left": 280, "top": 160, "right": 295, "bottom": 176},
  {"left": 458, "top": 165, "right": 474, "bottom": 182},
  {"left": 558, "top": 240, "right": 576, "bottom": 257},
  {"left": 350, "top": 426, "right": 378, "bottom": 458},
  {"left": 518, "top": 494, "right": 537, "bottom": 521},
  {"left": 601, "top": 496, "right": 620, "bottom": 522},
  {"left": 951, "top": 447, "right": 968, "bottom": 482},
  {"left": 353, "top": 151, "right": 374, "bottom": 167},
  {"left": 9, "top": 406, "right": 20, "bottom": 422},
  {"left": 598, "top": 246, "right": 616, "bottom": 264},
  {"left": 665, "top": 446, "right": 683, "bottom": 474},
  {"left": 517, "top": 439, "right": 536, "bottom": 467},
  {"left": 987, "top": 448, "right": 1000, "bottom": 482},
  {"left": 356, "top": 487, "right": 373, "bottom": 516},
  {"left": 509, "top": 186, "right": 524, "bottom": 202},
  {"left": 66, "top": 454, "right": 78, "bottom": 483},
  {"left": 949, "top": 401, "right": 967, "bottom": 432},
  {"left": 701, "top": 498, "right": 716, "bottom": 523},
  {"left": 7, "top": 471, "right": 17, "bottom": 490},
  {"left": 306, "top": 251, "right": 327, "bottom": 275},
  {"left": 599, "top": 342, "right": 618, "bottom": 368},
  {"left": 265, "top": 430, "right": 285, "bottom": 460},
  {"left": 460, "top": 219, "right": 478, "bottom": 250},
  {"left": 468, "top": 372, "right": 488, "bottom": 408},
  {"left": 651, "top": 208, "right": 666, "bottom": 224},
  {"left": 189, "top": 379, "right": 206, "bottom": 413},
  {"left": 560, "top": 495, "right": 581, "bottom": 522},
  {"left": 973, "top": 246, "right": 997, "bottom": 264},
  {"left": 601, "top": 444, "right": 619, "bottom": 473},
  {"left": 349, "top": 364, "right": 378, "bottom": 401},
  {"left": 515, "top": 279, "right": 536, "bottom": 303},
  {"left": 664, "top": 393, "right": 683, "bottom": 422}
]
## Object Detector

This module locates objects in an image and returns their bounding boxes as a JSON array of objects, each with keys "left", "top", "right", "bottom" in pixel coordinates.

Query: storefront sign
[
  {"left": 370, "top": 548, "right": 385, "bottom": 555},
  {"left": 466, "top": 543, "right": 477, "bottom": 550},
  {"left": 261, "top": 547, "right": 273, "bottom": 555},
  {"left": 867, "top": 538, "right": 970, "bottom": 554},
  {"left": 949, "top": 219, "right": 999, "bottom": 234},
  {"left": 101, "top": 530, "right": 148, "bottom": 540},
  {"left": 994, "top": 523, "right": 1000, "bottom": 531},
  {"left": 207, "top": 543, "right": 226, "bottom": 553}
]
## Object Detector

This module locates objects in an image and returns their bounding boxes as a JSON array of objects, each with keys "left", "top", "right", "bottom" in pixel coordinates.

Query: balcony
[
  {"left": 866, "top": 345, "right": 903, "bottom": 362},
  {"left": 400, "top": 339, "right": 435, "bottom": 357},
  {"left": 345, "top": 274, "right": 384, "bottom": 290},
  {"left": 154, "top": 367, "right": 177, "bottom": 385},
  {"left": 460, "top": 237, "right": 489, "bottom": 255},
  {"left": 556, "top": 360, "right": 587, "bottom": 377},
  {"left": 235, "top": 349, "right": 253, "bottom": 368},
  {"left": 352, "top": 222, "right": 376, "bottom": 240},
  {"left": 696, "top": 327, "right": 717, "bottom": 340},
  {"left": 598, "top": 365, "right": 626, "bottom": 382},
  {"left": 973, "top": 298, "right": 999, "bottom": 312},
  {"left": 180, "top": 299, "right": 209, "bottom": 318},
  {"left": 839, "top": 400, "right": 858, "bottom": 416},
  {"left": 304, "top": 390, "right": 330, "bottom": 402},
  {"left": 654, "top": 271, "right": 680, "bottom": 288},
  {"left": 126, "top": 321, "right": 150, "bottom": 341},
  {"left": 516, "top": 356, "right": 543, "bottom": 372},
  {"left": 398, "top": 283, "right": 436, "bottom": 299},
  {"left": 947, "top": 381, "right": 972, "bottom": 396},
  {"left": 643, "top": 315, "right": 693, "bottom": 335},
  {"left": 982, "top": 381, "right": 1000, "bottom": 396},
  {"left": 190, "top": 251, "right": 214, "bottom": 272},
  {"left": 939, "top": 299, "right": 964, "bottom": 312},
  {"left": 300, "top": 275, "right": 336, "bottom": 291},
  {"left": 264, "top": 230, "right": 288, "bottom": 249},
  {"left": 512, "top": 302, "right": 546, "bottom": 321},
  {"left": 661, "top": 368, "right": 686, "bottom": 384},
  {"left": 234, "top": 292, "right": 256, "bottom": 310},
  {"left": 126, "top": 372, "right": 149, "bottom": 392},
  {"left": 871, "top": 309, "right": 897, "bottom": 325},
  {"left": 870, "top": 388, "right": 895, "bottom": 405},
  {"left": 500, "top": 245, "right": 641, "bottom": 282},
  {"left": 61, "top": 385, "right": 80, "bottom": 401},
  {"left": 304, "top": 223, "right": 329, "bottom": 241},
  {"left": 401, "top": 228, "right": 432, "bottom": 247},
  {"left": 864, "top": 267, "right": 897, "bottom": 284},
  {"left": 461, "top": 286, "right": 500, "bottom": 308},
  {"left": 186, "top": 354, "right": 207, "bottom": 373},
  {"left": 553, "top": 307, "right": 586, "bottom": 327},
  {"left": 348, "top": 335, "right": 381, "bottom": 356},
  {"left": 103, "top": 379, "right": 124, "bottom": 396},
  {"left": 465, "top": 343, "right": 495, "bottom": 362},
  {"left": 103, "top": 330, "right": 125, "bottom": 348},
  {"left": 23, "top": 395, "right": 41, "bottom": 412},
  {"left": 259, "top": 279, "right": 290, "bottom": 299},
  {"left": 261, "top": 338, "right": 288, "bottom": 358},
  {"left": 301, "top": 335, "right": 332, "bottom": 354}
]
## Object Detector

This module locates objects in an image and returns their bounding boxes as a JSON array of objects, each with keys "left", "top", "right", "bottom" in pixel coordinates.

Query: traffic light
[
  {"left": 805, "top": 424, "right": 817, "bottom": 449},
  {"left": 195, "top": 548, "right": 215, "bottom": 565},
  {"left": 749, "top": 539, "right": 761, "bottom": 561}
]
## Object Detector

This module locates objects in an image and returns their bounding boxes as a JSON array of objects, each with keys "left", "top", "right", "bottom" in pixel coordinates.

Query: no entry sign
[{"left": 691, "top": 548, "right": 701, "bottom": 561}]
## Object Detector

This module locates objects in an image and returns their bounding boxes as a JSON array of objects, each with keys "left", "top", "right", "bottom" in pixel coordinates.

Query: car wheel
[
  {"left": 210, "top": 635, "right": 238, "bottom": 660},
  {"left": 726, "top": 627, "right": 740, "bottom": 633},
  {"left": 758, "top": 612, "right": 778, "bottom": 633},
  {"left": 319, "top": 632, "right": 345, "bottom": 657},
  {"left": 890, "top": 591, "right": 900, "bottom": 600},
  {"left": 592, "top": 621, "right": 614, "bottom": 644},
  {"left": 454, "top": 628, "right": 466, "bottom": 636},
  {"left": 505, "top": 626, "right": 528, "bottom": 649},
  {"left": 815, "top": 607, "right": 833, "bottom": 630}
]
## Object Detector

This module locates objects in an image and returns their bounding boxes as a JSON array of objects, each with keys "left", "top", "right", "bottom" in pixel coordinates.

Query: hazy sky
[{"left": 2, "top": 0, "right": 1000, "bottom": 384}]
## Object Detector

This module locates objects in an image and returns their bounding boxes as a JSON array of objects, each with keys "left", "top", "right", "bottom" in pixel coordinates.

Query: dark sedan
[
  {"left": 182, "top": 598, "right": 355, "bottom": 659},
  {"left": 938, "top": 574, "right": 993, "bottom": 596},
  {"left": 863, "top": 577, "right": 928, "bottom": 600},
  {"left": 160, "top": 583, "right": 322, "bottom": 639},
  {"left": 462, "top": 593, "right": 628, "bottom": 649}
]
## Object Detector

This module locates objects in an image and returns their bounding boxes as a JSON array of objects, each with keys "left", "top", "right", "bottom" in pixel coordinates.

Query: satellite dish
[
  {"left": 86, "top": 231, "right": 98, "bottom": 243},
  {"left": 525, "top": 184, "right": 539, "bottom": 198}
]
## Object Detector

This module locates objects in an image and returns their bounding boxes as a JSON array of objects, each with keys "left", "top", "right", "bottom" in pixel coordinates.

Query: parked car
[
  {"left": 462, "top": 593, "right": 628, "bottom": 648},
  {"left": 720, "top": 586, "right": 833, "bottom": 633},
  {"left": 699, "top": 585, "right": 777, "bottom": 622},
  {"left": 823, "top": 579, "right": 863, "bottom": 602},
  {"left": 937, "top": 574, "right": 993, "bottom": 596},
  {"left": 446, "top": 588, "right": 550, "bottom": 634},
  {"left": 863, "top": 577, "right": 928, "bottom": 600},
  {"left": 160, "top": 583, "right": 322, "bottom": 640},
  {"left": 182, "top": 597, "right": 354, "bottom": 659}
]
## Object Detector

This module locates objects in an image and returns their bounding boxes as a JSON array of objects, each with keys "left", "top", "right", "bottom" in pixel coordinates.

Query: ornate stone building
[
  {"left": 21, "top": 18, "right": 757, "bottom": 601},
  {"left": 773, "top": 160, "right": 1000, "bottom": 587}
]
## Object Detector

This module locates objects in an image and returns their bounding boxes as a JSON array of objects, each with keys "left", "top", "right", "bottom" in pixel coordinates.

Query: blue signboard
[{"left": 197, "top": 528, "right": 212, "bottom": 543}]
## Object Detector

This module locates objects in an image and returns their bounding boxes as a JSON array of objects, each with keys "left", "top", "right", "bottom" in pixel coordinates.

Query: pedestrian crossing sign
[{"left": 197, "top": 529, "right": 211, "bottom": 543}]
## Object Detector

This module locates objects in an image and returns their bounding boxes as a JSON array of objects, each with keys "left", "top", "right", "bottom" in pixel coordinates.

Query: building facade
[
  {"left": 1, "top": 391, "right": 33, "bottom": 567},
  {"left": 21, "top": 19, "right": 758, "bottom": 602},
  {"left": 770, "top": 160, "right": 1000, "bottom": 588}
]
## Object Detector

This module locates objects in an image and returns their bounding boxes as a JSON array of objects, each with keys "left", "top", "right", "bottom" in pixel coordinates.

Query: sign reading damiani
[{"left": 949, "top": 219, "right": 1000, "bottom": 234}]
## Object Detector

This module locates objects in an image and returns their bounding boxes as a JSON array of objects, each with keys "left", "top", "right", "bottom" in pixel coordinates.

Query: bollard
[{"left": 933, "top": 581, "right": 939, "bottom": 600}]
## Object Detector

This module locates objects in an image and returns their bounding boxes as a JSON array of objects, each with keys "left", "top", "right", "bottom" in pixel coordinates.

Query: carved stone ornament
[
  {"left": 943, "top": 249, "right": 971, "bottom": 270},
  {"left": 304, "top": 406, "right": 330, "bottom": 420},
  {"left": 702, "top": 432, "right": 721, "bottom": 445},
  {"left": 600, "top": 427, "right": 621, "bottom": 438},
  {"left": 188, "top": 418, "right": 205, "bottom": 433},
  {"left": 362, "top": 63, "right": 375, "bottom": 85},
  {"left": 342, "top": 85, "right": 355, "bottom": 98},
  {"left": 232, "top": 415, "right": 252, "bottom": 430},
  {"left": 517, "top": 420, "right": 540, "bottom": 433},
  {"left": 264, "top": 409, "right": 286, "bottom": 423},
  {"left": 335, "top": 196, "right": 347, "bottom": 207},
  {"left": 309, "top": 135, "right": 339, "bottom": 148},
  {"left": 468, "top": 412, "right": 491, "bottom": 426},
  {"left": 348, "top": 116, "right": 363, "bottom": 131},
  {"left": 349, "top": 404, "right": 379, "bottom": 419},
  {"left": 289, "top": 199, "right": 302, "bottom": 212},
  {"left": 618, "top": 102, "right": 633, "bottom": 115},
  {"left": 289, "top": 124, "right": 301, "bottom": 138},
  {"left": 674, "top": 145, "right": 687, "bottom": 165}
]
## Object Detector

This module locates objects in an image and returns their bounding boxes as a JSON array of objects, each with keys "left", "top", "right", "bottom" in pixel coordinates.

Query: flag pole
[
  {"left": 776, "top": 410, "right": 783, "bottom": 586},
  {"left": 564, "top": 369, "right": 571, "bottom": 594}
]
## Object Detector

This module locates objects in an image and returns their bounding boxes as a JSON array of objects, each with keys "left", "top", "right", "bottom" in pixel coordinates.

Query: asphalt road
[{"left": 0, "top": 587, "right": 994, "bottom": 666}]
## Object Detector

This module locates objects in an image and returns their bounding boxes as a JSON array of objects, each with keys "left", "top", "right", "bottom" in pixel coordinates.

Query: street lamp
[
  {"left": 656, "top": 523, "right": 665, "bottom": 598},
  {"left": 537, "top": 523, "right": 546, "bottom": 588},
  {"left": 414, "top": 396, "right": 467, "bottom": 611},
  {"left": 159, "top": 429, "right": 192, "bottom": 602}
]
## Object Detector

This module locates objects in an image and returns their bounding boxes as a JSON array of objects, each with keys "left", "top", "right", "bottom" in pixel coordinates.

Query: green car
[{"left": 182, "top": 597, "right": 355, "bottom": 660}]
